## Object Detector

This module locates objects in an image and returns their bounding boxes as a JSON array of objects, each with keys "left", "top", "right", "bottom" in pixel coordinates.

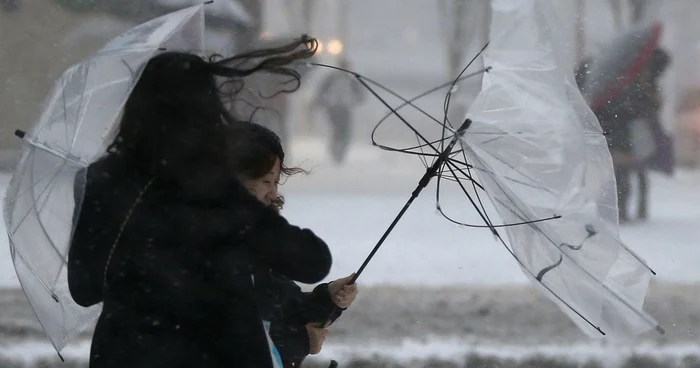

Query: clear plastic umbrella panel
[
  {"left": 3, "top": 5, "right": 206, "bottom": 352},
  {"left": 319, "top": 0, "right": 663, "bottom": 340}
]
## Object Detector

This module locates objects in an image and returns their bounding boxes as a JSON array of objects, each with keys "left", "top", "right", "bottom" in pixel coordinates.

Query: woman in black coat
[
  {"left": 225, "top": 122, "right": 358, "bottom": 367},
  {"left": 68, "top": 37, "right": 331, "bottom": 368}
]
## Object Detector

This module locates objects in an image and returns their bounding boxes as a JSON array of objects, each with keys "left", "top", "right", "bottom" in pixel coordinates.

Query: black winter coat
[
  {"left": 67, "top": 155, "right": 332, "bottom": 368},
  {"left": 252, "top": 269, "right": 342, "bottom": 367}
]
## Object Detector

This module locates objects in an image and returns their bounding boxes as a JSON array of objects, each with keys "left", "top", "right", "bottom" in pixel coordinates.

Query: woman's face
[{"left": 244, "top": 157, "right": 281, "bottom": 207}]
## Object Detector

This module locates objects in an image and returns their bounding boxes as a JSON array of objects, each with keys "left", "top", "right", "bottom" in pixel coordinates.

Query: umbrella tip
[
  {"left": 656, "top": 325, "right": 666, "bottom": 335},
  {"left": 14, "top": 129, "right": 26, "bottom": 139},
  {"left": 457, "top": 119, "right": 472, "bottom": 136},
  {"left": 204, "top": 0, "right": 214, "bottom": 4}
]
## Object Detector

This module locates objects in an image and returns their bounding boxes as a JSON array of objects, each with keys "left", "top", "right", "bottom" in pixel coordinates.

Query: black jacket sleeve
[
  {"left": 68, "top": 167, "right": 132, "bottom": 307},
  {"left": 269, "top": 280, "right": 344, "bottom": 364}
]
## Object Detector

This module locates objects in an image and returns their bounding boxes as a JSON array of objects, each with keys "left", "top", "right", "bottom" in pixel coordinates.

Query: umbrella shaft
[
  {"left": 352, "top": 119, "right": 472, "bottom": 284},
  {"left": 351, "top": 194, "right": 418, "bottom": 283}
]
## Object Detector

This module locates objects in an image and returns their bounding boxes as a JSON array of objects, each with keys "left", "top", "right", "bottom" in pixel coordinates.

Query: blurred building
[
  {"left": 0, "top": 0, "right": 259, "bottom": 169},
  {"left": 0, "top": 1, "right": 106, "bottom": 168},
  {"left": 3, "top": 0, "right": 700, "bottom": 169}
]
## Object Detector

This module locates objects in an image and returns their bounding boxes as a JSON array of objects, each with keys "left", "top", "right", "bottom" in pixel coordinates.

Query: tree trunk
[
  {"left": 574, "top": 0, "right": 586, "bottom": 64},
  {"left": 438, "top": 0, "right": 490, "bottom": 128},
  {"left": 609, "top": 0, "right": 625, "bottom": 30},
  {"left": 234, "top": 0, "right": 263, "bottom": 52},
  {"left": 629, "top": 0, "right": 648, "bottom": 23}
]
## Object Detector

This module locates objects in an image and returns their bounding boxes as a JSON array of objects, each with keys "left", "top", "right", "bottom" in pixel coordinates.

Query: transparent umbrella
[
  {"left": 3, "top": 4, "right": 206, "bottom": 353},
  {"left": 313, "top": 0, "right": 663, "bottom": 341}
]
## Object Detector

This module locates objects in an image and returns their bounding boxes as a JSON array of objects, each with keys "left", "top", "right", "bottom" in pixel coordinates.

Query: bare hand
[
  {"left": 328, "top": 273, "right": 359, "bottom": 309},
  {"left": 305, "top": 323, "right": 328, "bottom": 354}
]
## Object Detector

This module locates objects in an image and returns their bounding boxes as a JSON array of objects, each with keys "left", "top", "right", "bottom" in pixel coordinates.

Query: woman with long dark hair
[{"left": 68, "top": 36, "right": 333, "bottom": 368}]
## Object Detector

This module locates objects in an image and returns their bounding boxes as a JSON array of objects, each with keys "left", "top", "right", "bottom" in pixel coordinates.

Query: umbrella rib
[
  {"left": 33, "top": 163, "right": 73, "bottom": 287},
  {"left": 471, "top": 146, "right": 556, "bottom": 196},
  {"left": 372, "top": 67, "right": 490, "bottom": 168},
  {"left": 311, "top": 63, "right": 487, "bottom": 168},
  {"left": 497, "top": 194, "right": 661, "bottom": 333},
  {"left": 311, "top": 63, "right": 444, "bottom": 157},
  {"left": 434, "top": 175, "right": 607, "bottom": 335},
  {"left": 441, "top": 158, "right": 483, "bottom": 190},
  {"left": 373, "top": 67, "right": 491, "bottom": 131},
  {"left": 9, "top": 161, "right": 66, "bottom": 299},
  {"left": 371, "top": 144, "right": 441, "bottom": 159},
  {"left": 69, "top": 75, "right": 133, "bottom": 150},
  {"left": 463, "top": 147, "right": 658, "bottom": 329},
  {"left": 394, "top": 135, "right": 456, "bottom": 154},
  {"left": 484, "top": 171, "right": 661, "bottom": 333},
  {"left": 437, "top": 160, "right": 560, "bottom": 228},
  {"left": 66, "top": 63, "right": 91, "bottom": 153},
  {"left": 10, "top": 247, "right": 63, "bottom": 306},
  {"left": 8, "top": 247, "right": 67, "bottom": 361},
  {"left": 463, "top": 136, "right": 656, "bottom": 275},
  {"left": 446, "top": 154, "right": 550, "bottom": 195},
  {"left": 441, "top": 42, "right": 490, "bottom": 141},
  {"left": 5, "top": 155, "right": 70, "bottom": 208},
  {"left": 458, "top": 146, "right": 497, "bottom": 228},
  {"left": 69, "top": 90, "right": 93, "bottom": 152},
  {"left": 493, "top": 230, "right": 609, "bottom": 335},
  {"left": 27, "top": 153, "right": 70, "bottom": 268},
  {"left": 354, "top": 76, "right": 442, "bottom": 156},
  {"left": 440, "top": 160, "right": 498, "bottom": 236}
]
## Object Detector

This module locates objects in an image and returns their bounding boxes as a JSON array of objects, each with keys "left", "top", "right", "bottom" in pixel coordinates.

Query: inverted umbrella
[
  {"left": 3, "top": 4, "right": 206, "bottom": 354},
  {"left": 316, "top": 0, "right": 662, "bottom": 341}
]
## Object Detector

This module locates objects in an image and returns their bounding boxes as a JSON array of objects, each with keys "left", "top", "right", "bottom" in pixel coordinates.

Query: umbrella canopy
[
  {"left": 460, "top": 0, "right": 659, "bottom": 339},
  {"left": 3, "top": 4, "right": 205, "bottom": 351},
  {"left": 333, "top": 0, "right": 661, "bottom": 341},
  {"left": 580, "top": 22, "right": 662, "bottom": 112}
]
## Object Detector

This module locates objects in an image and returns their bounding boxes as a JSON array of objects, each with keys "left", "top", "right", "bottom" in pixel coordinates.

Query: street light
[{"left": 327, "top": 39, "right": 343, "bottom": 55}]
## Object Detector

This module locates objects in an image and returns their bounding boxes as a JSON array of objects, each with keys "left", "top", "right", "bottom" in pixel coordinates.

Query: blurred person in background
[
  {"left": 629, "top": 48, "right": 670, "bottom": 220},
  {"left": 314, "top": 57, "right": 365, "bottom": 164},
  {"left": 595, "top": 48, "right": 670, "bottom": 223}
]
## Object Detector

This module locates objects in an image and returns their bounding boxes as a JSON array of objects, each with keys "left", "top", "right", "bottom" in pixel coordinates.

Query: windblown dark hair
[
  {"left": 224, "top": 122, "right": 306, "bottom": 210},
  {"left": 105, "top": 35, "right": 317, "bottom": 186}
]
